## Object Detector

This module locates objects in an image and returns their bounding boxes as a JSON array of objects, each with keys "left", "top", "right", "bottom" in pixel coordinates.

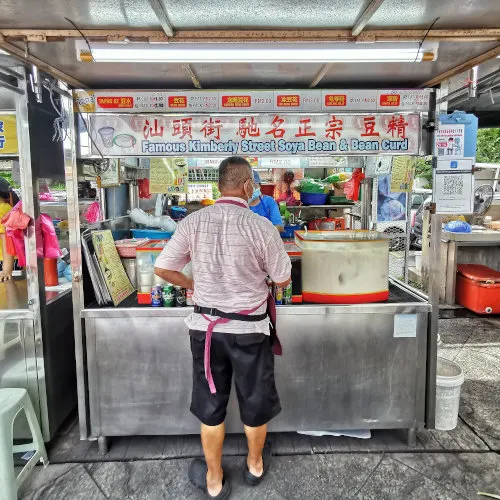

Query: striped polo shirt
[{"left": 155, "top": 196, "right": 291, "bottom": 334}]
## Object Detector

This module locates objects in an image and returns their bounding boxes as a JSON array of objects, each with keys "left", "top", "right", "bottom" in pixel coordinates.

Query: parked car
[{"left": 411, "top": 195, "right": 432, "bottom": 249}]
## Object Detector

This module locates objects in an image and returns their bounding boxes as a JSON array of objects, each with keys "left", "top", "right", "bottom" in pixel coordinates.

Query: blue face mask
[{"left": 250, "top": 188, "right": 261, "bottom": 202}]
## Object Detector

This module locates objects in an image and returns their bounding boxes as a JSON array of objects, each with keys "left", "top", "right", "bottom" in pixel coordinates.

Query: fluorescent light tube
[{"left": 77, "top": 41, "right": 438, "bottom": 63}]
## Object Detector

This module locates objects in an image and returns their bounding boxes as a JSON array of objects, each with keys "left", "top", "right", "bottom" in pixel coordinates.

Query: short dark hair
[{"left": 218, "top": 156, "right": 252, "bottom": 191}]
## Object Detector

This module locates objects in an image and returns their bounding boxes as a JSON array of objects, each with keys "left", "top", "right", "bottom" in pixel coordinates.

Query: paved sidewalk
[
  {"left": 18, "top": 316, "right": 500, "bottom": 499},
  {"left": 19, "top": 452, "right": 500, "bottom": 499}
]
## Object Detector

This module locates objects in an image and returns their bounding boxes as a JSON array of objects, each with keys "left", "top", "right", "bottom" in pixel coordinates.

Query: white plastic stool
[{"left": 0, "top": 388, "right": 48, "bottom": 500}]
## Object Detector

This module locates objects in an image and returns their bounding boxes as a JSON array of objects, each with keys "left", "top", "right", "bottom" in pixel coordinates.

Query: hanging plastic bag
[
  {"left": 5, "top": 233, "right": 16, "bottom": 256},
  {"left": 6, "top": 229, "right": 26, "bottom": 266},
  {"left": 1, "top": 201, "right": 30, "bottom": 230},
  {"left": 37, "top": 213, "right": 62, "bottom": 259},
  {"left": 138, "top": 178, "right": 151, "bottom": 199},
  {"left": 82, "top": 201, "right": 103, "bottom": 224},
  {"left": 344, "top": 168, "right": 365, "bottom": 202}
]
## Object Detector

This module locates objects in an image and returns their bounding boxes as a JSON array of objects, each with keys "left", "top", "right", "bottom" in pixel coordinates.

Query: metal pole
[
  {"left": 361, "top": 177, "right": 373, "bottom": 230},
  {"left": 63, "top": 91, "right": 89, "bottom": 439},
  {"left": 425, "top": 88, "right": 441, "bottom": 429},
  {"left": 15, "top": 67, "right": 50, "bottom": 438}
]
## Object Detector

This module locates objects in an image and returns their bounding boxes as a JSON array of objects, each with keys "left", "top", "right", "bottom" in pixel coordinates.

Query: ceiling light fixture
[{"left": 76, "top": 41, "right": 438, "bottom": 64}]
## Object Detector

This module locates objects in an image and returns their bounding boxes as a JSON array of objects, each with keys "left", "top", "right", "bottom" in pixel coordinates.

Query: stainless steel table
[{"left": 81, "top": 282, "right": 432, "bottom": 451}]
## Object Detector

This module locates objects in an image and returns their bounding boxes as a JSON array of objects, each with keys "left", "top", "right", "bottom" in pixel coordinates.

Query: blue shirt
[{"left": 250, "top": 195, "right": 283, "bottom": 226}]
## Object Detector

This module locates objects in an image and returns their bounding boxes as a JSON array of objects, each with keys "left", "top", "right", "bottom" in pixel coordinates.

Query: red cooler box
[{"left": 456, "top": 264, "right": 500, "bottom": 314}]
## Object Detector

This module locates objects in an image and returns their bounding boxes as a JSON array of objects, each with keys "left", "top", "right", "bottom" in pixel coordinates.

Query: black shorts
[{"left": 189, "top": 329, "right": 281, "bottom": 427}]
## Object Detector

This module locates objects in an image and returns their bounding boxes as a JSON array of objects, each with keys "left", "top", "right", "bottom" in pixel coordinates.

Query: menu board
[
  {"left": 149, "top": 157, "right": 188, "bottom": 194},
  {"left": 91, "top": 230, "right": 134, "bottom": 306},
  {"left": 390, "top": 156, "right": 415, "bottom": 193}
]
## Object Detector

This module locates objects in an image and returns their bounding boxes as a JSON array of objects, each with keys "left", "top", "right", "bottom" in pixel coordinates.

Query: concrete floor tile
[
  {"left": 354, "top": 455, "right": 465, "bottom": 500},
  {"left": 268, "top": 453, "right": 382, "bottom": 500},
  {"left": 394, "top": 452, "right": 500, "bottom": 500},
  {"left": 20, "top": 464, "right": 107, "bottom": 500},
  {"left": 88, "top": 460, "right": 192, "bottom": 500},
  {"left": 438, "top": 318, "right": 476, "bottom": 346},
  {"left": 453, "top": 346, "right": 500, "bottom": 450}
]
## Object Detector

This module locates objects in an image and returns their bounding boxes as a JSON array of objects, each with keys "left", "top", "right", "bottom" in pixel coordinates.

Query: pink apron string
[{"left": 200, "top": 296, "right": 268, "bottom": 395}]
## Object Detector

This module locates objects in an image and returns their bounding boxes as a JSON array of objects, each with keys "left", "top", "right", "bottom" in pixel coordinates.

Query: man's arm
[
  {"left": 154, "top": 268, "right": 193, "bottom": 290},
  {"left": 154, "top": 220, "right": 193, "bottom": 288},
  {"left": 262, "top": 225, "right": 291, "bottom": 287}
]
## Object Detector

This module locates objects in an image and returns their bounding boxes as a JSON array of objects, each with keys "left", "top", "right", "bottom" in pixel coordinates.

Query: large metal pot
[{"left": 295, "top": 230, "right": 389, "bottom": 304}]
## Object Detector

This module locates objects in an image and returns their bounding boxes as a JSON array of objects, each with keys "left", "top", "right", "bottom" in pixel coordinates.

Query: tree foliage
[{"left": 476, "top": 128, "right": 500, "bottom": 163}]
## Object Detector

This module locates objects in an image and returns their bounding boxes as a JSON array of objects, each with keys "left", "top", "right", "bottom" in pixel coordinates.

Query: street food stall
[{"left": 66, "top": 88, "right": 439, "bottom": 450}]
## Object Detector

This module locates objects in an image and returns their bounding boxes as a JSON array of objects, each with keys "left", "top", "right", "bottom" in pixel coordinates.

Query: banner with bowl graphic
[{"left": 88, "top": 113, "right": 421, "bottom": 157}]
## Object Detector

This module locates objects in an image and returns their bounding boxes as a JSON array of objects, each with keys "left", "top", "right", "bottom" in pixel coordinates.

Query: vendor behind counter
[{"left": 248, "top": 171, "right": 284, "bottom": 232}]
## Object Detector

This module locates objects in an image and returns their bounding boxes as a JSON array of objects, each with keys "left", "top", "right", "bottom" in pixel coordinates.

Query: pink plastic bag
[
  {"left": 344, "top": 168, "right": 365, "bottom": 202},
  {"left": 36, "top": 214, "right": 62, "bottom": 259},
  {"left": 6, "top": 228, "right": 26, "bottom": 267}
]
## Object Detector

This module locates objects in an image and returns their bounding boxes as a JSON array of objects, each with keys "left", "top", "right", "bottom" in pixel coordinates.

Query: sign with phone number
[{"left": 75, "top": 89, "right": 431, "bottom": 114}]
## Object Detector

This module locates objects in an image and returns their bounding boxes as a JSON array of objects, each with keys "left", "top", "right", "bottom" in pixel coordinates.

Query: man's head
[{"left": 218, "top": 156, "right": 254, "bottom": 201}]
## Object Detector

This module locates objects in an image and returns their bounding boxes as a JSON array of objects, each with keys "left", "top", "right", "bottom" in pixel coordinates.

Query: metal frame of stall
[
  {"left": 66, "top": 89, "right": 442, "bottom": 448},
  {"left": 0, "top": 67, "right": 78, "bottom": 441}
]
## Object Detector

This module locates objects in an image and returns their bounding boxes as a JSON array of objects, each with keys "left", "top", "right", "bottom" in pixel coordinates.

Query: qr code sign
[{"left": 443, "top": 175, "right": 464, "bottom": 195}]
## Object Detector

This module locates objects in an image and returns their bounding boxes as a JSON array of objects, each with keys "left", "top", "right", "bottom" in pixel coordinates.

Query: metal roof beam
[
  {"left": 1, "top": 29, "right": 500, "bottom": 43},
  {"left": 352, "top": 0, "right": 386, "bottom": 37},
  {"left": 147, "top": 0, "right": 174, "bottom": 37},
  {"left": 421, "top": 44, "right": 500, "bottom": 87},
  {"left": 0, "top": 40, "right": 86, "bottom": 88}
]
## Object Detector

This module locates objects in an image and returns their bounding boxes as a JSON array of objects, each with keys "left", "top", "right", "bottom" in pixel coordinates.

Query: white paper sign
[
  {"left": 434, "top": 171, "right": 474, "bottom": 214},
  {"left": 394, "top": 314, "right": 417, "bottom": 338},
  {"left": 435, "top": 124, "right": 465, "bottom": 158}
]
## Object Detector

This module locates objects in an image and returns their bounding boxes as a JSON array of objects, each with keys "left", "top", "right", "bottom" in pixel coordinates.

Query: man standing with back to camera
[{"left": 155, "top": 156, "right": 291, "bottom": 499}]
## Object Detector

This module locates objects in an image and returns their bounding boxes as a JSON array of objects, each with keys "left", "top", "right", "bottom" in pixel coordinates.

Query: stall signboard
[
  {"left": 0, "top": 114, "right": 18, "bottom": 155},
  {"left": 149, "top": 157, "right": 188, "bottom": 194},
  {"left": 88, "top": 113, "right": 420, "bottom": 157},
  {"left": 75, "top": 89, "right": 431, "bottom": 114}
]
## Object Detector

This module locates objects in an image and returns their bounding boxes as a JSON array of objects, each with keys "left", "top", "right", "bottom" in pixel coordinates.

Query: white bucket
[
  {"left": 414, "top": 251, "right": 422, "bottom": 271},
  {"left": 435, "top": 357, "right": 465, "bottom": 431}
]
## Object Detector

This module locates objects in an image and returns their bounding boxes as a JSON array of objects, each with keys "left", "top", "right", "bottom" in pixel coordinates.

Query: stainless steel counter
[{"left": 81, "top": 282, "right": 432, "bottom": 445}]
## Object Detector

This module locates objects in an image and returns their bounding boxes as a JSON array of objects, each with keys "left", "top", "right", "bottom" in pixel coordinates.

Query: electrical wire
[
  {"left": 414, "top": 17, "right": 440, "bottom": 63},
  {"left": 77, "top": 111, "right": 109, "bottom": 175},
  {"left": 64, "top": 17, "right": 95, "bottom": 62}
]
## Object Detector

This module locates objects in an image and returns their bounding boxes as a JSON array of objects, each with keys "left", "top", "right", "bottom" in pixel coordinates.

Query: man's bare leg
[
  {"left": 201, "top": 423, "right": 225, "bottom": 496},
  {"left": 244, "top": 424, "right": 267, "bottom": 477}
]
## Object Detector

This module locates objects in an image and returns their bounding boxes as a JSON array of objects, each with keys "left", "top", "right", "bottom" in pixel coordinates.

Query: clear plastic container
[{"left": 136, "top": 239, "right": 169, "bottom": 293}]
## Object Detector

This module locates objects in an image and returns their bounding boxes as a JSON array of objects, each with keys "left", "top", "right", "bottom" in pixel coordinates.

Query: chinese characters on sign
[
  {"left": 78, "top": 90, "right": 431, "bottom": 113},
  {"left": 90, "top": 113, "right": 420, "bottom": 157},
  {"left": 149, "top": 157, "right": 188, "bottom": 194}
]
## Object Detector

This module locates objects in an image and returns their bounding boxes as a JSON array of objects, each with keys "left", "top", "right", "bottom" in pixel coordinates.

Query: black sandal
[
  {"left": 243, "top": 442, "right": 272, "bottom": 486},
  {"left": 188, "top": 458, "right": 231, "bottom": 499}
]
